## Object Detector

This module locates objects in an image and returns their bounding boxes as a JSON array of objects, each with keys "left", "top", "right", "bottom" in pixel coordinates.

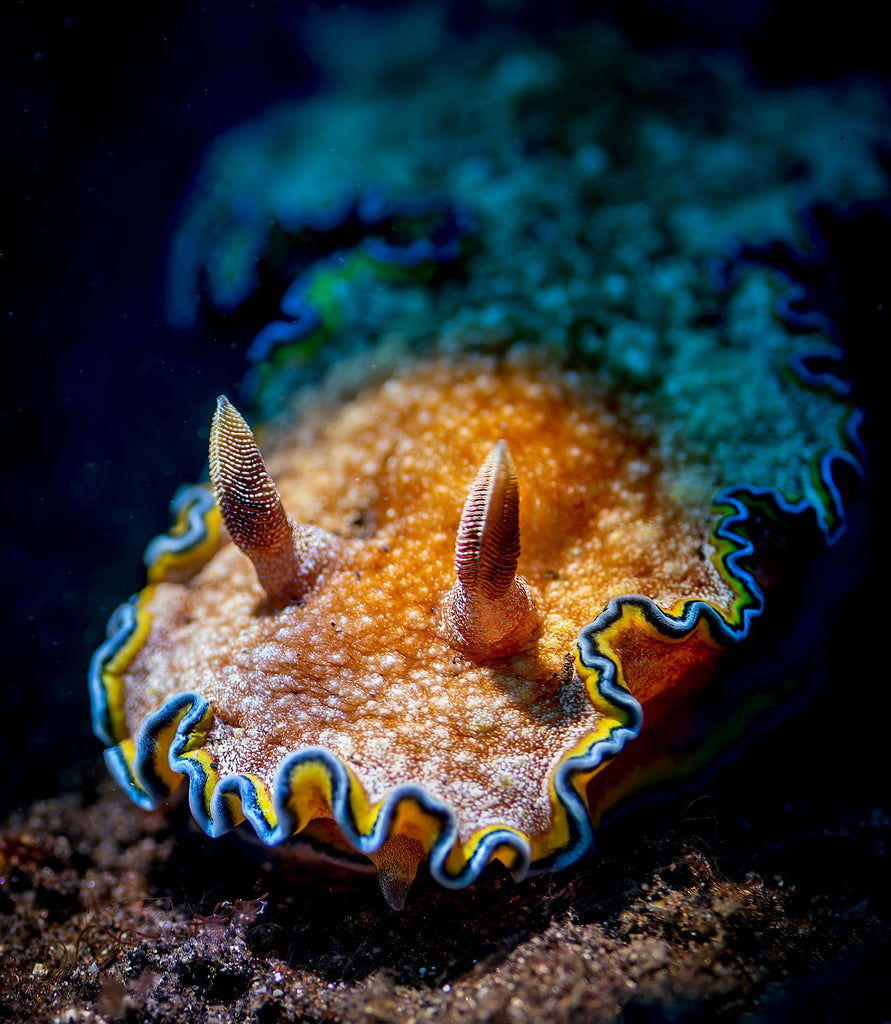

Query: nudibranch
[
  {"left": 91, "top": 354, "right": 767, "bottom": 908},
  {"left": 106, "top": 18, "right": 879, "bottom": 908}
]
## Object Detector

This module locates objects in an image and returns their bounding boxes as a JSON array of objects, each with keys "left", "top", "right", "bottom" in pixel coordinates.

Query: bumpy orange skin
[
  {"left": 90, "top": 354, "right": 756, "bottom": 904},
  {"left": 121, "top": 358, "right": 732, "bottom": 837}
]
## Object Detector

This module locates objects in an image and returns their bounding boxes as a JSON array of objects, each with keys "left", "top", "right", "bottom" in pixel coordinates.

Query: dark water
[{"left": 4, "top": 0, "right": 888, "bottom": 820}]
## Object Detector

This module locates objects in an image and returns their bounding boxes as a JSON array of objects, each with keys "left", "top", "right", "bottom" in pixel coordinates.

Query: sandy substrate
[{"left": 2, "top": 704, "right": 888, "bottom": 1024}]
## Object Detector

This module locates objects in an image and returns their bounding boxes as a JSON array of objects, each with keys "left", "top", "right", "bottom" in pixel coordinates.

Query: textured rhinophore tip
[
  {"left": 210, "top": 396, "right": 294, "bottom": 557},
  {"left": 455, "top": 439, "right": 521, "bottom": 601},
  {"left": 444, "top": 440, "right": 541, "bottom": 658},
  {"left": 209, "top": 395, "right": 338, "bottom": 602}
]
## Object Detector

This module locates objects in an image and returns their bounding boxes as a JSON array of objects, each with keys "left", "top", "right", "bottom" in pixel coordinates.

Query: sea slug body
[
  {"left": 90, "top": 24, "right": 877, "bottom": 907},
  {"left": 90, "top": 354, "right": 786, "bottom": 907}
]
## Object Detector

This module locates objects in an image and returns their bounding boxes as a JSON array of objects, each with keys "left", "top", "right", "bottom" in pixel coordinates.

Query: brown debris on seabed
[{"left": 1, "top": 740, "right": 889, "bottom": 1024}]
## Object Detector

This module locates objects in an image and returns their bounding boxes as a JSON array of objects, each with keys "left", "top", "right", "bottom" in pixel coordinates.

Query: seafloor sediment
[{"left": 2, "top": 730, "right": 888, "bottom": 1024}]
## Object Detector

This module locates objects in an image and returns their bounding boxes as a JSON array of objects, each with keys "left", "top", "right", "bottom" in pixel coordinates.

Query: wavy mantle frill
[{"left": 88, "top": 437, "right": 858, "bottom": 890}]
